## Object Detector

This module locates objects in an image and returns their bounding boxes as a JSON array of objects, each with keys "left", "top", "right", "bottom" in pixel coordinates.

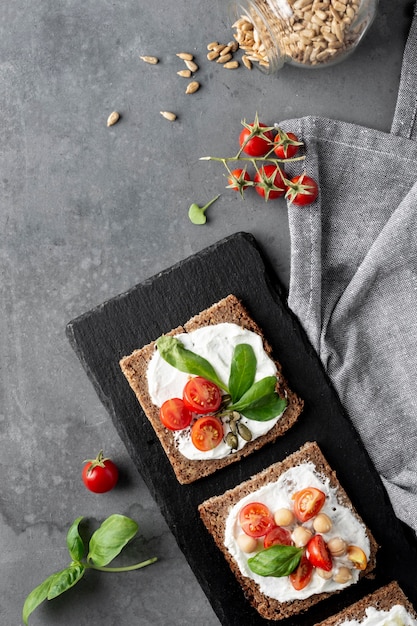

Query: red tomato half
[
  {"left": 293, "top": 487, "right": 326, "bottom": 522},
  {"left": 183, "top": 377, "right": 222, "bottom": 414},
  {"left": 307, "top": 534, "right": 333, "bottom": 572},
  {"left": 263, "top": 525, "right": 292, "bottom": 548},
  {"left": 289, "top": 554, "right": 313, "bottom": 591},
  {"left": 239, "top": 502, "right": 275, "bottom": 538},
  {"left": 239, "top": 123, "right": 275, "bottom": 157},
  {"left": 191, "top": 416, "right": 223, "bottom": 451},
  {"left": 160, "top": 398, "right": 192, "bottom": 431},
  {"left": 82, "top": 451, "right": 119, "bottom": 494}
]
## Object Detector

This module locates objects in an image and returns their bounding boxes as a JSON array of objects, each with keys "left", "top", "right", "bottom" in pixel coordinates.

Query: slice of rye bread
[
  {"left": 198, "top": 441, "right": 379, "bottom": 621},
  {"left": 315, "top": 581, "right": 417, "bottom": 625},
  {"left": 119, "top": 294, "right": 304, "bottom": 485}
]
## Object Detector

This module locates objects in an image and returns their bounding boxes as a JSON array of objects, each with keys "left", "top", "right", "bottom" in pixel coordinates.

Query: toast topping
[
  {"left": 337, "top": 604, "right": 417, "bottom": 625},
  {"left": 147, "top": 322, "right": 287, "bottom": 460},
  {"left": 224, "top": 462, "right": 371, "bottom": 602}
]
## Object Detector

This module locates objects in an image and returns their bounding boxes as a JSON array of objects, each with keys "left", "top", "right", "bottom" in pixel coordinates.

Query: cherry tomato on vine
[
  {"left": 191, "top": 416, "right": 223, "bottom": 451},
  {"left": 286, "top": 174, "right": 319, "bottom": 206},
  {"left": 183, "top": 377, "right": 222, "bottom": 414},
  {"left": 293, "top": 487, "right": 326, "bottom": 522},
  {"left": 273, "top": 131, "right": 301, "bottom": 159},
  {"left": 239, "top": 115, "right": 275, "bottom": 157},
  {"left": 227, "top": 168, "right": 251, "bottom": 192},
  {"left": 82, "top": 450, "right": 119, "bottom": 493},
  {"left": 160, "top": 398, "right": 193, "bottom": 431},
  {"left": 307, "top": 534, "right": 333, "bottom": 571},
  {"left": 263, "top": 525, "right": 292, "bottom": 548},
  {"left": 239, "top": 502, "right": 275, "bottom": 538},
  {"left": 289, "top": 554, "right": 313, "bottom": 591},
  {"left": 254, "top": 165, "right": 287, "bottom": 201}
]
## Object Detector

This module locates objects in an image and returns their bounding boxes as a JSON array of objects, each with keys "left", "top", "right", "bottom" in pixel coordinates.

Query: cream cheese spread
[
  {"left": 146, "top": 322, "right": 284, "bottom": 460},
  {"left": 339, "top": 604, "right": 417, "bottom": 626},
  {"left": 224, "top": 462, "right": 371, "bottom": 602}
]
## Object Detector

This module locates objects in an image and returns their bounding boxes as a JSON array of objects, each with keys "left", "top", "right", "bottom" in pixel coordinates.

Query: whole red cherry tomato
[
  {"left": 286, "top": 173, "right": 319, "bottom": 206},
  {"left": 227, "top": 168, "right": 252, "bottom": 193},
  {"left": 273, "top": 130, "right": 302, "bottom": 159},
  {"left": 82, "top": 450, "right": 119, "bottom": 493},
  {"left": 239, "top": 115, "right": 275, "bottom": 157},
  {"left": 254, "top": 165, "right": 287, "bottom": 201}
]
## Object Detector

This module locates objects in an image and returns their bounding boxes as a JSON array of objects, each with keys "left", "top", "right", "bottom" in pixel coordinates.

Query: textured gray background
[{"left": 0, "top": 1, "right": 413, "bottom": 624}]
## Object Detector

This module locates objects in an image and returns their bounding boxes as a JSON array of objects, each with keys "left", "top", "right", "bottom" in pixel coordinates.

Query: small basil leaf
[
  {"left": 239, "top": 394, "right": 288, "bottom": 422},
  {"left": 229, "top": 376, "right": 277, "bottom": 411},
  {"left": 47, "top": 564, "right": 85, "bottom": 600},
  {"left": 228, "top": 344, "right": 256, "bottom": 403},
  {"left": 66, "top": 516, "right": 85, "bottom": 562},
  {"left": 156, "top": 335, "right": 227, "bottom": 391},
  {"left": 248, "top": 545, "right": 303, "bottom": 577},
  {"left": 22, "top": 572, "right": 57, "bottom": 625},
  {"left": 87, "top": 514, "right": 138, "bottom": 567}
]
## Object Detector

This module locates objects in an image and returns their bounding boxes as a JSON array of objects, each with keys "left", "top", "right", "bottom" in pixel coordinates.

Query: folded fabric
[{"left": 282, "top": 2, "right": 417, "bottom": 534}]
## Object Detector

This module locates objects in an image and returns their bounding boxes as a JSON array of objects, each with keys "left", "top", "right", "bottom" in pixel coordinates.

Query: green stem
[
  {"left": 200, "top": 155, "right": 305, "bottom": 164},
  {"left": 89, "top": 557, "right": 158, "bottom": 573}
]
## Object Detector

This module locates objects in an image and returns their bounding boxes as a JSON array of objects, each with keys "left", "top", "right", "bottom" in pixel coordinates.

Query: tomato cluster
[
  {"left": 225, "top": 115, "right": 319, "bottom": 205},
  {"left": 160, "top": 377, "right": 225, "bottom": 451},
  {"left": 237, "top": 486, "right": 368, "bottom": 591}
]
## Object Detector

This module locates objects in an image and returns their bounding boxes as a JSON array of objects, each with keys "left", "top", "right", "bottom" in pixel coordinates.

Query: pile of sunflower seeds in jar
[{"left": 232, "top": 0, "right": 377, "bottom": 71}]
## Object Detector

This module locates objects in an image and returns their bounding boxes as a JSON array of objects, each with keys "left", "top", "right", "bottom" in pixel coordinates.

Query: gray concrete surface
[{"left": 1, "top": 0, "right": 414, "bottom": 624}]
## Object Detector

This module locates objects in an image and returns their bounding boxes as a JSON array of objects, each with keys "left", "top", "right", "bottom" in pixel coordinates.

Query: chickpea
[
  {"left": 327, "top": 536, "right": 347, "bottom": 557},
  {"left": 274, "top": 507, "right": 295, "bottom": 527},
  {"left": 292, "top": 525, "right": 313, "bottom": 547},
  {"left": 236, "top": 533, "right": 258, "bottom": 553},
  {"left": 333, "top": 566, "right": 353, "bottom": 584},
  {"left": 313, "top": 513, "right": 332, "bottom": 533},
  {"left": 316, "top": 567, "right": 333, "bottom": 580}
]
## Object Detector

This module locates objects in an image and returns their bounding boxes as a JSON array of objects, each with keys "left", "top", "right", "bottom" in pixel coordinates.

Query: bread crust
[
  {"left": 119, "top": 294, "right": 304, "bottom": 484},
  {"left": 198, "top": 441, "right": 379, "bottom": 621},
  {"left": 315, "top": 581, "right": 417, "bottom": 625}
]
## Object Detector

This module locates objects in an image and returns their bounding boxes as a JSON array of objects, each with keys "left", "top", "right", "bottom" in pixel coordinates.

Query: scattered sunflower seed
[
  {"left": 184, "top": 59, "right": 199, "bottom": 72},
  {"left": 223, "top": 60, "right": 240, "bottom": 69},
  {"left": 176, "top": 52, "right": 194, "bottom": 61},
  {"left": 160, "top": 111, "right": 177, "bottom": 121},
  {"left": 140, "top": 55, "right": 159, "bottom": 64},
  {"left": 216, "top": 53, "right": 232, "bottom": 64},
  {"left": 106, "top": 111, "right": 120, "bottom": 127},
  {"left": 177, "top": 69, "right": 192, "bottom": 78},
  {"left": 185, "top": 81, "right": 200, "bottom": 94}
]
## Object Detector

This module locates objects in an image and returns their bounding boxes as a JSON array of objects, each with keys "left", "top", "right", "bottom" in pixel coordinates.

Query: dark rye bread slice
[
  {"left": 198, "top": 441, "right": 378, "bottom": 621},
  {"left": 316, "top": 581, "right": 417, "bottom": 625},
  {"left": 119, "top": 294, "right": 303, "bottom": 485}
]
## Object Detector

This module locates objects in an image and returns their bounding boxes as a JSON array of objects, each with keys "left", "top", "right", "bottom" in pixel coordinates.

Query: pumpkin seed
[
  {"left": 225, "top": 432, "right": 239, "bottom": 450},
  {"left": 237, "top": 421, "right": 253, "bottom": 442}
]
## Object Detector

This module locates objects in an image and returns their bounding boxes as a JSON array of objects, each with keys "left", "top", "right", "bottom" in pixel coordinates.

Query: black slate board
[{"left": 66, "top": 232, "right": 417, "bottom": 625}]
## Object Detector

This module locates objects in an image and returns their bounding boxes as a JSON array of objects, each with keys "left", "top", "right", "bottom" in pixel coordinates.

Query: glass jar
[{"left": 230, "top": 0, "right": 378, "bottom": 73}]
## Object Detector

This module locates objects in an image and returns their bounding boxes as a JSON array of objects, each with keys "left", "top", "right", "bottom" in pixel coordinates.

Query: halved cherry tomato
[
  {"left": 293, "top": 487, "right": 326, "bottom": 522},
  {"left": 347, "top": 545, "right": 367, "bottom": 570},
  {"left": 307, "top": 534, "right": 333, "bottom": 572},
  {"left": 160, "top": 398, "right": 192, "bottom": 431},
  {"left": 239, "top": 502, "right": 275, "bottom": 538},
  {"left": 191, "top": 416, "right": 223, "bottom": 451},
  {"left": 289, "top": 554, "right": 313, "bottom": 591},
  {"left": 183, "top": 377, "right": 222, "bottom": 414},
  {"left": 263, "top": 525, "right": 292, "bottom": 548}
]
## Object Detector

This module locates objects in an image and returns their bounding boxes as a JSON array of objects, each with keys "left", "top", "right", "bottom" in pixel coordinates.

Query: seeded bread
[
  {"left": 198, "top": 441, "right": 378, "bottom": 621},
  {"left": 316, "top": 581, "right": 417, "bottom": 625},
  {"left": 119, "top": 294, "right": 303, "bottom": 484}
]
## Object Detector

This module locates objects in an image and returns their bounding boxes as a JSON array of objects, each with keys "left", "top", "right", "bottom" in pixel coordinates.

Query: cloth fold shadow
[{"left": 281, "top": 3, "right": 417, "bottom": 533}]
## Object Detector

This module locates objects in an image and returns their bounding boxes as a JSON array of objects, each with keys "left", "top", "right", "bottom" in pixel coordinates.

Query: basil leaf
[
  {"left": 239, "top": 393, "right": 288, "bottom": 421},
  {"left": 22, "top": 572, "right": 57, "bottom": 625},
  {"left": 47, "top": 564, "right": 85, "bottom": 599},
  {"left": 156, "top": 335, "right": 227, "bottom": 391},
  {"left": 228, "top": 344, "right": 256, "bottom": 403},
  {"left": 248, "top": 545, "right": 303, "bottom": 577},
  {"left": 229, "top": 376, "right": 277, "bottom": 410},
  {"left": 87, "top": 514, "right": 138, "bottom": 567},
  {"left": 66, "top": 516, "right": 85, "bottom": 562}
]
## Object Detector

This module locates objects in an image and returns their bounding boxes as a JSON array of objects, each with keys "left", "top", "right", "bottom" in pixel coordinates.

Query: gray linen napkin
[{"left": 282, "top": 2, "right": 417, "bottom": 533}]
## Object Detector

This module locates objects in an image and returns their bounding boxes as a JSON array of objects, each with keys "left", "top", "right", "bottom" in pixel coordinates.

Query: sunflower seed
[
  {"left": 177, "top": 69, "right": 192, "bottom": 77},
  {"left": 106, "top": 111, "right": 120, "bottom": 127},
  {"left": 160, "top": 111, "right": 177, "bottom": 121},
  {"left": 184, "top": 59, "right": 199, "bottom": 72},
  {"left": 140, "top": 55, "right": 159, "bottom": 64},
  {"left": 185, "top": 80, "right": 200, "bottom": 94},
  {"left": 176, "top": 52, "right": 194, "bottom": 61},
  {"left": 223, "top": 60, "right": 239, "bottom": 69}
]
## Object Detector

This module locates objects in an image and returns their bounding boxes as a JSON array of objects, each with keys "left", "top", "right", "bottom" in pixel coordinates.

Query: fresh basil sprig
[
  {"left": 156, "top": 336, "right": 287, "bottom": 422},
  {"left": 156, "top": 335, "right": 228, "bottom": 392},
  {"left": 22, "top": 514, "right": 157, "bottom": 625},
  {"left": 248, "top": 544, "right": 303, "bottom": 577}
]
